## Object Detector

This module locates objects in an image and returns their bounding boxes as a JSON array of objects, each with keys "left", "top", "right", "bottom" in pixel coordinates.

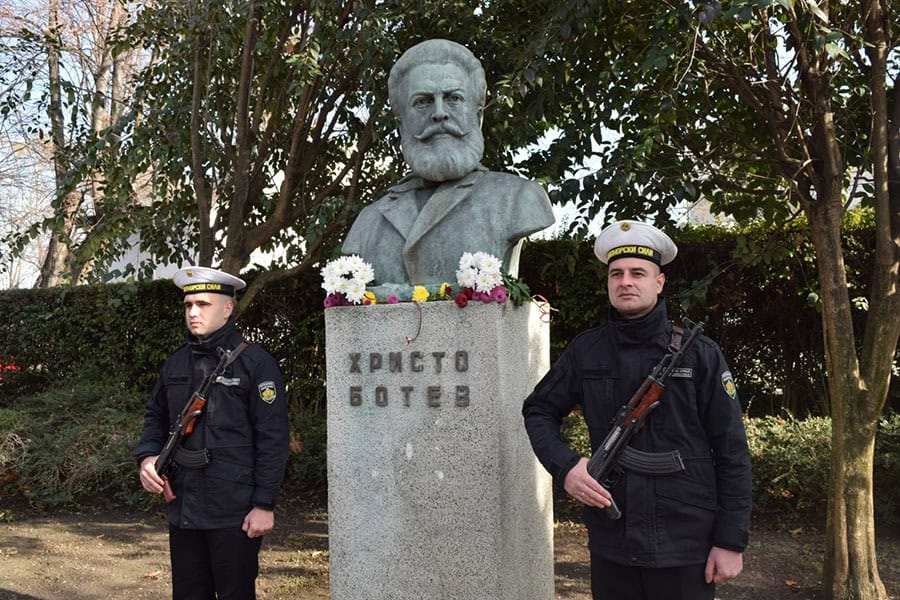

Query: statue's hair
[{"left": 388, "top": 39, "right": 487, "bottom": 116}]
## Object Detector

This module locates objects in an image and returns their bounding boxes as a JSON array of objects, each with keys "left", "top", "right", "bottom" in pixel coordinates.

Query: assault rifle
[
  {"left": 154, "top": 347, "right": 232, "bottom": 503},
  {"left": 586, "top": 319, "right": 705, "bottom": 519}
]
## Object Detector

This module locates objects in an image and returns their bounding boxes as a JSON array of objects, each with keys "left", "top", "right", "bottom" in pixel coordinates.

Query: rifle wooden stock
[
  {"left": 181, "top": 394, "right": 207, "bottom": 436},
  {"left": 161, "top": 476, "right": 175, "bottom": 503},
  {"left": 628, "top": 381, "right": 664, "bottom": 425}
]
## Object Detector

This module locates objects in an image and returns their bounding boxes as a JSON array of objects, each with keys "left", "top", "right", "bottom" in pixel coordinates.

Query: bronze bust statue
[{"left": 342, "top": 39, "right": 555, "bottom": 298}]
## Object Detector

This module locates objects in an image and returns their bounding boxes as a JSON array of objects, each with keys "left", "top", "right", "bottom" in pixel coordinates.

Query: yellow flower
[
  {"left": 412, "top": 286, "right": 430, "bottom": 303},
  {"left": 439, "top": 282, "right": 452, "bottom": 297},
  {"left": 362, "top": 291, "right": 377, "bottom": 305}
]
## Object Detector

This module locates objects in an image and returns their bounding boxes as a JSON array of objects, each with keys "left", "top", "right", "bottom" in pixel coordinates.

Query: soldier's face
[
  {"left": 398, "top": 62, "right": 484, "bottom": 181},
  {"left": 607, "top": 258, "right": 665, "bottom": 319},
  {"left": 183, "top": 293, "right": 233, "bottom": 338}
]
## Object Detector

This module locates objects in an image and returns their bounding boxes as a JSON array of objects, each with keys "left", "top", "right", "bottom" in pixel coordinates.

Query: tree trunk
[
  {"left": 189, "top": 0, "right": 214, "bottom": 268},
  {"left": 221, "top": 0, "right": 261, "bottom": 276},
  {"left": 804, "top": 197, "right": 887, "bottom": 600},
  {"left": 793, "top": 3, "right": 896, "bottom": 595},
  {"left": 70, "top": 1, "right": 128, "bottom": 284},
  {"left": 37, "top": 0, "right": 80, "bottom": 288}
]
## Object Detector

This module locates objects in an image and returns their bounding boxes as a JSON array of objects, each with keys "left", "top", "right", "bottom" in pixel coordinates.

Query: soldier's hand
[
  {"left": 139, "top": 456, "right": 165, "bottom": 494},
  {"left": 563, "top": 457, "right": 613, "bottom": 508},
  {"left": 242, "top": 507, "right": 275, "bottom": 539},
  {"left": 705, "top": 546, "right": 743, "bottom": 583}
]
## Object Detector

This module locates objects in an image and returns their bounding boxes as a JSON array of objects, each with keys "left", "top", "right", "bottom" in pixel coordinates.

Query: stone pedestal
[{"left": 325, "top": 301, "right": 554, "bottom": 600}]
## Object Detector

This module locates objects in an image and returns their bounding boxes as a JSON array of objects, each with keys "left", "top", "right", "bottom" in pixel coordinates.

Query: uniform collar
[
  {"left": 187, "top": 317, "right": 239, "bottom": 354},
  {"left": 608, "top": 298, "right": 669, "bottom": 343}
]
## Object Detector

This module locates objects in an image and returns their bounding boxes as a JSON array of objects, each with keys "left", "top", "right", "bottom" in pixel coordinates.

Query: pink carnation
[
  {"left": 388, "top": 295, "right": 399, "bottom": 304},
  {"left": 490, "top": 286, "right": 509, "bottom": 304},
  {"left": 324, "top": 293, "right": 343, "bottom": 308}
]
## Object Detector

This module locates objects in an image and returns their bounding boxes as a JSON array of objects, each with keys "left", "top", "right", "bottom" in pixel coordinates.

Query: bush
[
  {"left": 0, "top": 372, "right": 332, "bottom": 513},
  {"left": 872, "top": 415, "right": 899, "bottom": 526},
  {"left": 285, "top": 407, "right": 328, "bottom": 500},
  {"left": 0, "top": 377, "right": 156, "bottom": 511},
  {"left": 745, "top": 414, "right": 832, "bottom": 515},
  {"left": 749, "top": 413, "right": 900, "bottom": 525}
]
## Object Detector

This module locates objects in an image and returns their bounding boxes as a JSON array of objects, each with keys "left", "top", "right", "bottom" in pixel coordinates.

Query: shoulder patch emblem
[
  {"left": 258, "top": 381, "right": 277, "bottom": 404},
  {"left": 721, "top": 371, "right": 737, "bottom": 399}
]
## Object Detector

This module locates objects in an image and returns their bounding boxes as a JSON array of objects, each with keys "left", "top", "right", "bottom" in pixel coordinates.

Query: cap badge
[
  {"left": 186, "top": 270, "right": 194, "bottom": 277},
  {"left": 620, "top": 222, "right": 631, "bottom": 231}
]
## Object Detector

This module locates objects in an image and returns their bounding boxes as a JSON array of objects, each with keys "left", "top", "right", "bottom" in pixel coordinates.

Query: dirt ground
[{"left": 0, "top": 505, "right": 897, "bottom": 600}]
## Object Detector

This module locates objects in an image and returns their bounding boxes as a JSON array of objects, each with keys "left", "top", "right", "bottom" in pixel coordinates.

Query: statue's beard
[{"left": 401, "top": 122, "right": 484, "bottom": 182}]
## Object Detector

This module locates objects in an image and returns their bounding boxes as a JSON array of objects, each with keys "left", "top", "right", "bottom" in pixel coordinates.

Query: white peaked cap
[
  {"left": 593, "top": 220, "right": 678, "bottom": 266},
  {"left": 173, "top": 266, "right": 246, "bottom": 296}
]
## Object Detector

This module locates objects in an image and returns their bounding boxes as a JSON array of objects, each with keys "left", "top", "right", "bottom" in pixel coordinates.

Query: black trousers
[
  {"left": 590, "top": 554, "right": 715, "bottom": 600},
  {"left": 169, "top": 524, "right": 263, "bottom": 600}
]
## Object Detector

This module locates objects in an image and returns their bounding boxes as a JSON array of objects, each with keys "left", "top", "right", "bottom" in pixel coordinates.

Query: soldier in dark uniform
[
  {"left": 134, "top": 266, "right": 290, "bottom": 599},
  {"left": 523, "top": 221, "right": 751, "bottom": 600}
]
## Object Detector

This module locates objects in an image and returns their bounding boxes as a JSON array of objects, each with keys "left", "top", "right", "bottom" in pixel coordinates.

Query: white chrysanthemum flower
[
  {"left": 320, "top": 262, "right": 337, "bottom": 280},
  {"left": 322, "top": 274, "right": 343, "bottom": 293},
  {"left": 475, "top": 270, "right": 500, "bottom": 292},
  {"left": 355, "top": 263, "right": 375, "bottom": 284},
  {"left": 345, "top": 279, "right": 367, "bottom": 304},
  {"left": 456, "top": 267, "right": 477, "bottom": 289},
  {"left": 456, "top": 251, "right": 506, "bottom": 293},
  {"left": 345, "top": 254, "right": 365, "bottom": 271},
  {"left": 458, "top": 252, "right": 476, "bottom": 270},
  {"left": 479, "top": 254, "right": 502, "bottom": 275},
  {"left": 470, "top": 251, "right": 489, "bottom": 267},
  {"left": 320, "top": 255, "right": 376, "bottom": 302}
]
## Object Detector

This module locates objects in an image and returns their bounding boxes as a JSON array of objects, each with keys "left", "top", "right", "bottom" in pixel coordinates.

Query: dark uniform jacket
[
  {"left": 523, "top": 300, "right": 751, "bottom": 567},
  {"left": 134, "top": 319, "right": 290, "bottom": 530}
]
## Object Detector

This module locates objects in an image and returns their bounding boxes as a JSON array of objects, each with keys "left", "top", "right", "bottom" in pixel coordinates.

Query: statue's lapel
[
  {"left": 405, "top": 169, "right": 485, "bottom": 249},
  {"left": 377, "top": 177, "right": 421, "bottom": 239}
]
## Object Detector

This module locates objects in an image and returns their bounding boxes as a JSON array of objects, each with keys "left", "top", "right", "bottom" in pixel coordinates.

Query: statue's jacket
[{"left": 342, "top": 166, "right": 555, "bottom": 285}]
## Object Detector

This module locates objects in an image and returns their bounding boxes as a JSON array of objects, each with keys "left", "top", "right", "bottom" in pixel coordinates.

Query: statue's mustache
[{"left": 414, "top": 122, "right": 469, "bottom": 141}]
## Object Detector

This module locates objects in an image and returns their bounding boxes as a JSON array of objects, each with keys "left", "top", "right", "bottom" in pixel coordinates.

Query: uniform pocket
[
  {"left": 655, "top": 458, "right": 716, "bottom": 549},
  {"left": 205, "top": 457, "right": 254, "bottom": 516},
  {"left": 207, "top": 376, "right": 250, "bottom": 429},
  {"left": 164, "top": 378, "right": 191, "bottom": 423}
]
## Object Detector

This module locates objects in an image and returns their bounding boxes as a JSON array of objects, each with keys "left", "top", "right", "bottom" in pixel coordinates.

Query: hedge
[{"left": 1, "top": 212, "right": 889, "bottom": 417}]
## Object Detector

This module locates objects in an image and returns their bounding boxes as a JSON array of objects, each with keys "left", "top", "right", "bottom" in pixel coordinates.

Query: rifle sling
[
  {"left": 216, "top": 341, "right": 249, "bottom": 379},
  {"left": 670, "top": 325, "right": 684, "bottom": 352}
]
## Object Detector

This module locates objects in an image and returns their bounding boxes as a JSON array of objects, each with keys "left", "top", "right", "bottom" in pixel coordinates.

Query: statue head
[{"left": 388, "top": 39, "right": 487, "bottom": 182}]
